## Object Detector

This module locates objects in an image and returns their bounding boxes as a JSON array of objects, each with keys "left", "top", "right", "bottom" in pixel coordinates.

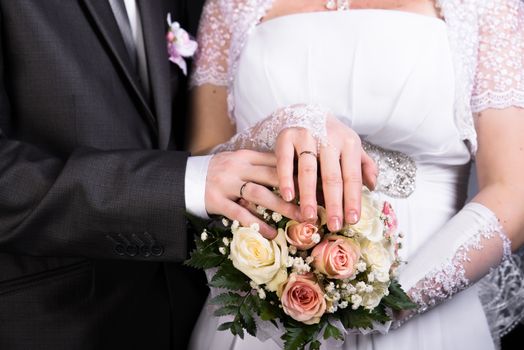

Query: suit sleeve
[{"left": 0, "top": 23, "right": 190, "bottom": 264}]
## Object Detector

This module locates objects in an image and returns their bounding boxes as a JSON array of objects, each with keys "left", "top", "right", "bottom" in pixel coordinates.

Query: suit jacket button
[
  {"left": 114, "top": 244, "right": 125, "bottom": 256},
  {"left": 126, "top": 245, "right": 139, "bottom": 257},
  {"left": 151, "top": 245, "right": 164, "bottom": 257},
  {"left": 140, "top": 245, "right": 152, "bottom": 257}
]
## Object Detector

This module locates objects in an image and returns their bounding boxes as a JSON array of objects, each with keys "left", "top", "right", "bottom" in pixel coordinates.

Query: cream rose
[
  {"left": 360, "top": 240, "right": 394, "bottom": 282},
  {"left": 280, "top": 273, "right": 326, "bottom": 325},
  {"left": 229, "top": 226, "right": 288, "bottom": 292},
  {"left": 345, "top": 188, "right": 384, "bottom": 242},
  {"left": 311, "top": 235, "right": 361, "bottom": 279}
]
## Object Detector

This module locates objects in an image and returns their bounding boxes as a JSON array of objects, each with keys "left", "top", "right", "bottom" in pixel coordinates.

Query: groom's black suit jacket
[{"left": 0, "top": 1, "right": 207, "bottom": 349}]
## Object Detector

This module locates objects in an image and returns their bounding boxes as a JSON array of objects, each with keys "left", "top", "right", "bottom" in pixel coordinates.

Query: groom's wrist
[{"left": 185, "top": 155, "right": 212, "bottom": 219}]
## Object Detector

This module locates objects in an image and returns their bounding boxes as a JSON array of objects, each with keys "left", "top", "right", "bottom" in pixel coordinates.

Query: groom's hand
[
  {"left": 205, "top": 150, "right": 301, "bottom": 239},
  {"left": 275, "top": 116, "right": 378, "bottom": 232}
]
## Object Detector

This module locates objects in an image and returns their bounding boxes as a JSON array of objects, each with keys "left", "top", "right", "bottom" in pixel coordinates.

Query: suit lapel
[
  {"left": 138, "top": 0, "right": 175, "bottom": 150},
  {"left": 80, "top": 0, "right": 158, "bottom": 136}
]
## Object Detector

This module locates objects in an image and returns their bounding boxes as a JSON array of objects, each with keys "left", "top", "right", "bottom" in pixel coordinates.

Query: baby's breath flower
[
  {"left": 327, "top": 305, "right": 338, "bottom": 313},
  {"left": 250, "top": 280, "right": 259, "bottom": 289},
  {"left": 222, "top": 218, "right": 230, "bottom": 227},
  {"left": 356, "top": 261, "right": 367, "bottom": 272},
  {"left": 219, "top": 247, "right": 227, "bottom": 255},
  {"left": 311, "top": 233, "right": 321, "bottom": 244},
  {"left": 271, "top": 212, "right": 283, "bottom": 223},
  {"left": 258, "top": 288, "right": 266, "bottom": 300},
  {"left": 325, "top": 282, "right": 336, "bottom": 293},
  {"left": 351, "top": 294, "right": 363, "bottom": 309},
  {"left": 339, "top": 300, "right": 349, "bottom": 309},
  {"left": 232, "top": 220, "right": 240, "bottom": 231},
  {"left": 305, "top": 256, "right": 314, "bottom": 264},
  {"left": 356, "top": 281, "right": 367, "bottom": 292},
  {"left": 250, "top": 223, "right": 260, "bottom": 232},
  {"left": 222, "top": 237, "right": 230, "bottom": 246},
  {"left": 256, "top": 206, "right": 267, "bottom": 215},
  {"left": 289, "top": 245, "right": 297, "bottom": 255},
  {"left": 200, "top": 230, "right": 208, "bottom": 241}
]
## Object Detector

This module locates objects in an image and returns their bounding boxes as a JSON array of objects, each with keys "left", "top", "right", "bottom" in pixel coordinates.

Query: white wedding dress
[{"left": 189, "top": 10, "right": 499, "bottom": 350}]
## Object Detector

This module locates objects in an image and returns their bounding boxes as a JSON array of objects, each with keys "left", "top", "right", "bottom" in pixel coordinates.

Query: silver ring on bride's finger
[
  {"left": 299, "top": 150, "right": 317, "bottom": 158},
  {"left": 239, "top": 182, "right": 250, "bottom": 199}
]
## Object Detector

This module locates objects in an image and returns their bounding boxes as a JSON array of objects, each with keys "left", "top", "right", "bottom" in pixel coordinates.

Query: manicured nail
[
  {"left": 304, "top": 206, "right": 316, "bottom": 220},
  {"left": 330, "top": 217, "right": 341, "bottom": 231},
  {"left": 349, "top": 210, "right": 359, "bottom": 224},
  {"left": 282, "top": 188, "right": 293, "bottom": 202}
]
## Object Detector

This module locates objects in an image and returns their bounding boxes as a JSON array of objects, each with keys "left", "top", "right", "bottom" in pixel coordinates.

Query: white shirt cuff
[{"left": 185, "top": 155, "right": 212, "bottom": 219}]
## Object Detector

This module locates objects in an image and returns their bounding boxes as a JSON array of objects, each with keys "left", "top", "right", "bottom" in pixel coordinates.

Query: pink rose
[
  {"left": 285, "top": 221, "right": 323, "bottom": 250},
  {"left": 382, "top": 201, "right": 398, "bottom": 237},
  {"left": 311, "top": 235, "right": 360, "bottom": 279},
  {"left": 280, "top": 273, "right": 326, "bottom": 325}
]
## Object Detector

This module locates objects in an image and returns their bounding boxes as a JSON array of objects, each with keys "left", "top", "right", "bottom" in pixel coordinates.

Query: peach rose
[
  {"left": 285, "top": 221, "right": 323, "bottom": 250},
  {"left": 382, "top": 201, "right": 398, "bottom": 237},
  {"left": 311, "top": 235, "right": 361, "bottom": 279},
  {"left": 280, "top": 273, "right": 326, "bottom": 325}
]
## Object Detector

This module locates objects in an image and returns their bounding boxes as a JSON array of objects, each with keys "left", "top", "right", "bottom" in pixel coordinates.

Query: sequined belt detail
[{"left": 362, "top": 141, "right": 417, "bottom": 198}]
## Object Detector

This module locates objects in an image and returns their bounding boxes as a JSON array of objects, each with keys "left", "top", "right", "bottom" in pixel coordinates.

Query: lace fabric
[
  {"left": 395, "top": 203, "right": 524, "bottom": 346},
  {"left": 211, "top": 104, "right": 329, "bottom": 153},
  {"left": 192, "top": 0, "right": 524, "bottom": 154}
]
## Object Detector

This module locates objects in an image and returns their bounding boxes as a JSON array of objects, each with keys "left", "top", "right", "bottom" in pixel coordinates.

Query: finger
[
  {"left": 241, "top": 182, "right": 301, "bottom": 222},
  {"left": 342, "top": 141, "right": 363, "bottom": 225},
  {"left": 297, "top": 136, "right": 319, "bottom": 221},
  {"left": 222, "top": 201, "right": 277, "bottom": 239},
  {"left": 241, "top": 149, "right": 277, "bottom": 166},
  {"left": 243, "top": 165, "right": 279, "bottom": 188},
  {"left": 361, "top": 149, "right": 378, "bottom": 190},
  {"left": 320, "top": 145, "right": 343, "bottom": 231},
  {"left": 275, "top": 134, "right": 296, "bottom": 202}
]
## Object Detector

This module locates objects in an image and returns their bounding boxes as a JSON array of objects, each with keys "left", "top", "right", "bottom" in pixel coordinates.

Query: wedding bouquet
[{"left": 185, "top": 188, "right": 416, "bottom": 350}]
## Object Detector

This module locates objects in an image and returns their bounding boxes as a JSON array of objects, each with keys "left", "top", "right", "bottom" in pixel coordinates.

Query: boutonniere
[{"left": 166, "top": 13, "right": 198, "bottom": 76}]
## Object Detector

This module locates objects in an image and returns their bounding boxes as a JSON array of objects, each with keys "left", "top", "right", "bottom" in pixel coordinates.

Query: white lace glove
[
  {"left": 211, "top": 104, "right": 329, "bottom": 153},
  {"left": 396, "top": 202, "right": 513, "bottom": 325}
]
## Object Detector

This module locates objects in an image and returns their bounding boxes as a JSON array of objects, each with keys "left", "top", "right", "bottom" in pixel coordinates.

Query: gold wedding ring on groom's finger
[
  {"left": 239, "top": 182, "right": 250, "bottom": 199},
  {"left": 299, "top": 150, "right": 317, "bottom": 158}
]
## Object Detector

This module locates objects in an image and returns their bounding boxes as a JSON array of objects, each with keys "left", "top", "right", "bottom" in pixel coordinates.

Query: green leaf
[
  {"left": 240, "top": 301, "right": 257, "bottom": 337},
  {"left": 383, "top": 280, "right": 418, "bottom": 311},
  {"left": 214, "top": 305, "right": 239, "bottom": 317},
  {"left": 340, "top": 307, "right": 376, "bottom": 330},
  {"left": 323, "top": 322, "right": 343, "bottom": 341},
  {"left": 184, "top": 246, "right": 225, "bottom": 269},
  {"left": 217, "top": 322, "right": 234, "bottom": 331},
  {"left": 282, "top": 321, "right": 322, "bottom": 350},
  {"left": 209, "top": 260, "right": 251, "bottom": 291},
  {"left": 210, "top": 292, "right": 243, "bottom": 306},
  {"left": 310, "top": 340, "right": 321, "bottom": 350},
  {"left": 231, "top": 321, "right": 245, "bottom": 339}
]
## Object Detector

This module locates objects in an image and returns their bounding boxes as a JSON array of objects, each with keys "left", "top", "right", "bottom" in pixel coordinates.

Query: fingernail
[
  {"left": 330, "top": 216, "right": 341, "bottom": 231},
  {"left": 304, "top": 206, "right": 316, "bottom": 220},
  {"left": 282, "top": 188, "right": 293, "bottom": 202},
  {"left": 349, "top": 210, "right": 359, "bottom": 224}
]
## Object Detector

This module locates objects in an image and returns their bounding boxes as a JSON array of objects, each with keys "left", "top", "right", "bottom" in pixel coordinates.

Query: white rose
[
  {"left": 230, "top": 226, "right": 288, "bottom": 292},
  {"left": 345, "top": 189, "right": 383, "bottom": 241},
  {"left": 360, "top": 240, "right": 395, "bottom": 282}
]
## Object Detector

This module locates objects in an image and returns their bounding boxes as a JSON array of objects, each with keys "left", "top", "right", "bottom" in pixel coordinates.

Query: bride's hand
[
  {"left": 275, "top": 115, "right": 377, "bottom": 232},
  {"left": 205, "top": 150, "right": 301, "bottom": 239}
]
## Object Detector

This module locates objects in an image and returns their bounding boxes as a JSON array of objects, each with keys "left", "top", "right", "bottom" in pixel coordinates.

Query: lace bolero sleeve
[
  {"left": 471, "top": 0, "right": 524, "bottom": 112},
  {"left": 190, "top": 0, "right": 232, "bottom": 87}
]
